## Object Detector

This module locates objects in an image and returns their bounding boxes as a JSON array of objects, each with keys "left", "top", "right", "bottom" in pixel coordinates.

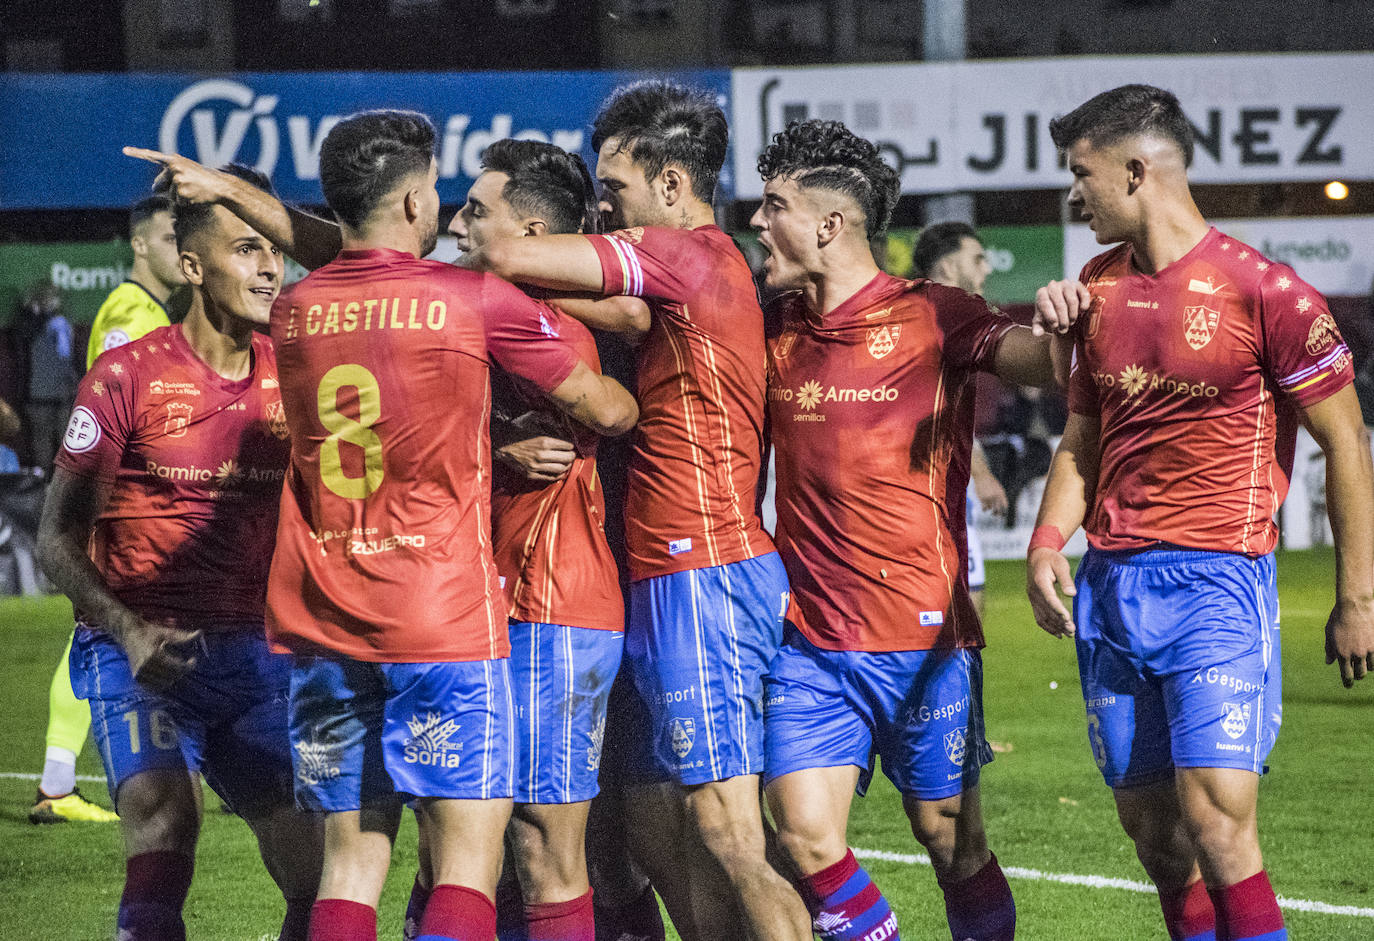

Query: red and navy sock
[
  {"left": 418, "top": 884, "right": 498, "bottom": 941},
  {"left": 281, "top": 896, "right": 316, "bottom": 941},
  {"left": 592, "top": 882, "right": 666, "bottom": 941},
  {"left": 797, "top": 849, "right": 900, "bottom": 941},
  {"left": 117, "top": 850, "right": 194, "bottom": 941},
  {"left": 1208, "top": 871, "right": 1287, "bottom": 941},
  {"left": 1160, "top": 879, "right": 1216, "bottom": 941},
  {"left": 525, "top": 888, "right": 595, "bottom": 940},
  {"left": 939, "top": 853, "right": 1015, "bottom": 941},
  {"left": 405, "top": 874, "right": 434, "bottom": 941},
  {"left": 309, "top": 898, "right": 377, "bottom": 941}
]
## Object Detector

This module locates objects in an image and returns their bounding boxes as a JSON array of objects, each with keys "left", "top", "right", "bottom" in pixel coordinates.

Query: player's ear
[
  {"left": 179, "top": 250, "right": 203, "bottom": 286},
  {"left": 523, "top": 219, "right": 548, "bottom": 237},
  {"left": 130, "top": 232, "right": 148, "bottom": 259},
  {"left": 1126, "top": 156, "right": 1146, "bottom": 196},
  {"left": 817, "top": 208, "right": 846, "bottom": 248},
  {"left": 660, "top": 166, "right": 686, "bottom": 207}
]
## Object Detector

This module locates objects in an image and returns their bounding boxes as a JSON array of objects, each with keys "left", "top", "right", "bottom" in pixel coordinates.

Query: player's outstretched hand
[
  {"left": 497, "top": 436, "right": 577, "bottom": 483},
  {"left": 1032, "top": 280, "right": 1091, "bottom": 337},
  {"left": 123, "top": 146, "right": 231, "bottom": 204},
  {"left": 1027, "top": 547, "right": 1076, "bottom": 638},
  {"left": 975, "top": 474, "right": 1009, "bottom": 514},
  {"left": 1324, "top": 597, "right": 1374, "bottom": 688},
  {"left": 121, "top": 616, "right": 204, "bottom": 693}
]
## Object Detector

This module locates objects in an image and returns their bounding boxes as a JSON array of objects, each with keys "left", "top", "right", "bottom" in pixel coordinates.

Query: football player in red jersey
[
  {"left": 464, "top": 82, "right": 812, "bottom": 941},
  {"left": 1028, "top": 84, "right": 1374, "bottom": 941},
  {"left": 36, "top": 166, "right": 322, "bottom": 941},
  {"left": 751, "top": 120, "right": 1062, "bottom": 941}
]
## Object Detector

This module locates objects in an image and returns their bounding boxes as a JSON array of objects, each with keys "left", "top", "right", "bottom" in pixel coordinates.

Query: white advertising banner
[
  {"left": 732, "top": 54, "right": 1374, "bottom": 197},
  {"left": 1064, "top": 216, "right": 1374, "bottom": 296}
]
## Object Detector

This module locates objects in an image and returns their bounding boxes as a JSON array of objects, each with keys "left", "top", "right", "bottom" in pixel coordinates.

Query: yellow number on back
[{"left": 317, "top": 364, "right": 384, "bottom": 499}]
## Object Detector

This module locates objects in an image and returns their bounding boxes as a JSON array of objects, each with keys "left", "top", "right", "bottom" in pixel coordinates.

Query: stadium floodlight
[{"left": 1324, "top": 181, "right": 1350, "bottom": 200}]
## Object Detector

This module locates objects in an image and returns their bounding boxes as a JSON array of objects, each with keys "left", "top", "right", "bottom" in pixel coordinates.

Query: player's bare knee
[{"left": 116, "top": 772, "right": 200, "bottom": 853}]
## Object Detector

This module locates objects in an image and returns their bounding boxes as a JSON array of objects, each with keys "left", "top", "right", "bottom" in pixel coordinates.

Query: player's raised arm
[
  {"left": 547, "top": 295, "right": 651, "bottom": 338},
  {"left": 544, "top": 361, "right": 638, "bottom": 437},
  {"left": 1299, "top": 384, "right": 1374, "bottom": 686},
  {"left": 36, "top": 468, "right": 201, "bottom": 690},
  {"left": 123, "top": 146, "right": 342, "bottom": 270},
  {"left": 1025, "top": 411, "right": 1099, "bottom": 638},
  {"left": 466, "top": 233, "right": 605, "bottom": 294}
]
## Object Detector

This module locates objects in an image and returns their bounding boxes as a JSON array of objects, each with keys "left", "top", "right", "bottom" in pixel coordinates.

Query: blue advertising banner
[{"left": 1, "top": 70, "right": 732, "bottom": 210}]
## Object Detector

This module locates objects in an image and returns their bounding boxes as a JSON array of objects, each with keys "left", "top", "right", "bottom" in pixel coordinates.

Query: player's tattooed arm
[
  {"left": 123, "top": 146, "right": 341, "bottom": 271},
  {"left": 1299, "top": 384, "right": 1374, "bottom": 687},
  {"left": 36, "top": 468, "right": 202, "bottom": 691},
  {"left": 1026, "top": 412, "right": 1099, "bottom": 638},
  {"left": 545, "top": 361, "right": 639, "bottom": 437}
]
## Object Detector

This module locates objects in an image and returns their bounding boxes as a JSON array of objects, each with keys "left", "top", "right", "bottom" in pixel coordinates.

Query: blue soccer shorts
[
  {"left": 763, "top": 626, "right": 993, "bottom": 800},
  {"left": 508, "top": 622, "right": 623, "bottom": 804},
  {"left": 72, "top": 624, "right": 295, "bottom": 817},
  {"left": 288, "top": 656, "right": 514, "bottom": 811},
  {"left": 1074, "top": 548, "right": 1282, "bottom": 789},
  {"left": 625, "top": 552, "right": 790, "bottom": 786}
]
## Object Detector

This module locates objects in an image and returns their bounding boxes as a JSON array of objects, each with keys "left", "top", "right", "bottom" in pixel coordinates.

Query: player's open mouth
[{"left": 250, "top": 287, "right": 276, "bottom": 300}]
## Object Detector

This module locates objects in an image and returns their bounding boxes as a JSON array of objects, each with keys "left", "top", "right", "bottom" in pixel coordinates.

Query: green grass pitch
[{"left": 1, "top": 549, "right": 1369, "bottom": 939}]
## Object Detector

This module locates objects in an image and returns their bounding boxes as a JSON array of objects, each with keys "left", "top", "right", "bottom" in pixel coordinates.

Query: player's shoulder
[
  {"left": 1206, "top": 230, "right": 1311, "bottom": 301},
  {"left": 1079, "top": 243, "right": 1132, "bottom": 288}
]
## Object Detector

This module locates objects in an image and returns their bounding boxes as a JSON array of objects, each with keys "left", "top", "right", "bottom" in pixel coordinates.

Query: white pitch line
[
  {"left": 0, "top": 771, "right": 105, "bottom": 783},
  {"left": 852, "top": 847, "right": 1374, "bottom": 919}
]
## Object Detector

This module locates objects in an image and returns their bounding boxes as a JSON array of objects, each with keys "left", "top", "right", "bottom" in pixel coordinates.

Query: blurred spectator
[
  {"left": 86, "top": 193, "right": 185, "bottom": 368},
  {"left": 0, "top": 396, "right": 20, "bottom": 472},
  {"left": 22, "top": 281, "right": 79, "bottom": 472}
]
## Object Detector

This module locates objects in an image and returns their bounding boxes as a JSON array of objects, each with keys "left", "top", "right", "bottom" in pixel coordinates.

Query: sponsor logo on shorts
[
  {"left": 294, "top": 733, "right": 342, "bottom": 786},
  {"left": 943, "top": 728, "right": 967, "bottom": 766},
  {"left": 404, "top": 711, "right": 463, "bottom": 768},
  {"left": 668, "top": 537, "right": 693, "bottom": 556},
  {"left": 1204, "top": 666, "right": 1260, "bottom": 695},
  {"left": 1221, "top": 701, "right": 1251, "bottom": 740},
  {"left": 670, "top": 717, "right": 695, "bottom": 759},
  {"left": 919, "top": 610, "right": 944, "bottom": 627},
  {"left": 63, "top": 406, "right": 102, "bottom": 454},
  {"left": 917, "top": 694, "right": 970, "bottom": 724},
  {"left": 1085, "top": 695, "right": 1117, "bottom": 709},
  {"left": 653, "top": 685, "right": 697, "bottom": 706},
  {"left": 587, "top": 715, "right": 606, "bottom": 772}
]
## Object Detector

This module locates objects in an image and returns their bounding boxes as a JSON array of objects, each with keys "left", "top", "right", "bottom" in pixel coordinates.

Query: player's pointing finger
[{"left": 123, "top": 145, "right": 175, "bottom": 165}]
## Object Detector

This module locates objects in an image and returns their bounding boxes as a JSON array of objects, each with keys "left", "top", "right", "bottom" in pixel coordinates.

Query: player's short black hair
[
  {"left": 1049, "top": 84, "right": 1194, "bottom": 167},
  {"left": 591, "top": 81, "right": 727, "bottom": 204},
  {"left": 129, "top": 194, "right": 173, "bottom": 237},
  {"left": 481, "top": 139, "right": 600, "bottom": 235},
  {"left": 168, "top": 164, "right": 275, "bottom": 249},
  {"left": 318, "top": 109, "right": 436, "bottom": 230},
  {"left": 912, "top": 221, "right": 981, "bottom": 278},
  {"left": 756, "top": 120, "right": 900, "bottom": 239}
]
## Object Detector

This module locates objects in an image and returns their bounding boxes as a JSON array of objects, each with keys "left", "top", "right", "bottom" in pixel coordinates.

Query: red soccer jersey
[
  {"left": 54, "top": 325, "right": 289, "bottom": 627},
  {"left": 589, "top": 225, "right": 774, "bottom": 580},
  {"left": 768, "top": 272, "right": 1017, "bottom": 653},
  {"left": 1069, "top": 227, "right": 1353, "bottom": 555},
  {"left": 490, "top": 305, "right": 623, "bottom": 632},
  {"left": 265, "top": 248, "right": 581, "bottom": 663}
]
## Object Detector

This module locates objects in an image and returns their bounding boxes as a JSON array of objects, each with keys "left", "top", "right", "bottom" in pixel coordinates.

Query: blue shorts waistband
[{"left": 1087, "top": 545, "right": 1269, "bottom": 567}]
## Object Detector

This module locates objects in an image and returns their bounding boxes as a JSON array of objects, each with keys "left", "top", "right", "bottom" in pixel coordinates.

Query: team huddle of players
[{"left": 39, "top": 78, "right": 1372, "bottom": 941}]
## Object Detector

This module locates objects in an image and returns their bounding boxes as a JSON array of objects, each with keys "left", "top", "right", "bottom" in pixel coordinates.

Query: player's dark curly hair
[
  {"left": 481, "top": 139, "right": 600, "bottom": 236},
  {"left": 318, "top": 109, "right": 436, "bottom": 230},
  {"left": 756, "top": 120, "right": 899, "bottom": 239},
  {"left": 1049, "top": 84, "right": 1194, "bottom": 167},
  {"left": 912, "top": 220, "right": 980, "bottom": 279},
  {"left": 592, "top": 81, "right": 727, "bottom": 204},
  {"left": 167, "top": 163, "right": 275, "bottom": 248}
]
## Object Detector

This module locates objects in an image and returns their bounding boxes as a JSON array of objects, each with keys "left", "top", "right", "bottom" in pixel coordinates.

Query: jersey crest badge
[
  {"left": 1084, "top": 295, "right": 1105, "bottom": 340},
  {"left": 866, "top": 324, "right": 901, "bottom": 360},
  {"left": 1183, "top": 304, "right": 1221, "bottom": 351},
  {"left": 266, "top": 400, "right": 290, "bottom": 440},
  {"left": 1221, "top": 701, "right": 1251, "bottom": 740},
  {"left": 163, "top": 402, "right": 193, "bottom": 438},
  {"left": 63, "top": 406, "right": 102, "bottom": 454},
  {"left": 1305, "top": 313, "right": 1340, "bottom": 357},
  {"left": 670, "top": 717, "right": 695, "bottom": 758},
  {"left": 774, "top": 331, "right": 797, "bottom": 359},
  {"left": 943, "top": 728, "right": 967, "bottom": 766}
]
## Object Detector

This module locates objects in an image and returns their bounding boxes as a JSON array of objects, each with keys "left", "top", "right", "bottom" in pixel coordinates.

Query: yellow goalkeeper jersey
[{"left": 86, "top": 280, "right": 170, "bottom": 369}]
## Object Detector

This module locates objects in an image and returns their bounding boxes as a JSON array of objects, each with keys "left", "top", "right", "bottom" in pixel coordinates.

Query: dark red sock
[
  {"left": 308, "top": 898, "right": 377, "bottom": 941},
  {"left": 1208, "top": 871, "right": 1285, "bottom": 941},
  {"left": 940, "top": 853, "right": 1016, "bottom": 941},
  {"left": 1159, "top": 879, "right": 1216, "bottom": 940},
  {"left": 117, "top": 850, "right": 194, "bottom": 941},
  {"left": 420, "top": 884, "right": 497, "bottom": 941},
  {"left": 525, "top": 889, "right": 595, "bottom": 941}
]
